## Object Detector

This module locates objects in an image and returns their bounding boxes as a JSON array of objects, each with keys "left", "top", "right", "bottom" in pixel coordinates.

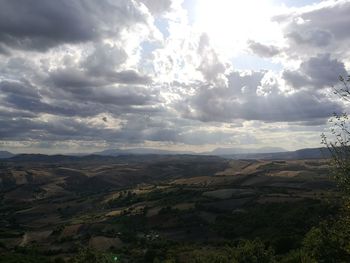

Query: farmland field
[{"left": 0, "top": 155, "right": 341, "bottom": 262}]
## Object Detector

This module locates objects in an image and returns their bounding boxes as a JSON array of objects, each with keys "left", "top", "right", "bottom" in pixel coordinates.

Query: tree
[
  {"left": 302, "top": 219, "right": 350, "bottom": 263},
  {"left": 69, "top": 248, "right": 115, "bottom": 263},
  {"left": 313, "top": 74, "right": 350, "bottom": 262},
  {"left": 321, "top": 74, "right": 350, "bottom": 194}
]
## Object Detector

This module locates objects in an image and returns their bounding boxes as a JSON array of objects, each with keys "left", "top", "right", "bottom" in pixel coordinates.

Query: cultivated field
[{"left": 0, "top": 155, "right": 339, "bottom": 262}]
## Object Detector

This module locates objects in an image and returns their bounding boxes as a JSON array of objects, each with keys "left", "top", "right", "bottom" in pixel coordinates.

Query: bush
[
  {"left": 230, "top": 239, "right": 276, "bottom": 263},
  {"left": 161, "top": 239, "right": 276, "bottom": 263},
  {"left": 302, "top": 218, "right": 350, "bottom": 263},
  {"left": 69, "top": 248, "right": 115, "bottom": 263},
  {"left": 0, "top": 246, "right": 51, "bottom": 263},
  {"left": 279, "top": 249, "right": 316, "bottom": 263}
]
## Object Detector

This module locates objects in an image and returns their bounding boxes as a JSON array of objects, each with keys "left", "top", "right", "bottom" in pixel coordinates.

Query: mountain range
[
  {"left": 0, "top": 151, "right": 14, "bottom": 159},
  {"left": 0, "top": 147, "right": 332, "bottom": 161},
  {"left": 94, "top": 148, "right": 195, "bottom": 156}
]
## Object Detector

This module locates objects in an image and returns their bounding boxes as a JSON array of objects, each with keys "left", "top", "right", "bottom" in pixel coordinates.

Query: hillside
[{"left": 0, "top": 156, "right": 340, "bottom": 262}]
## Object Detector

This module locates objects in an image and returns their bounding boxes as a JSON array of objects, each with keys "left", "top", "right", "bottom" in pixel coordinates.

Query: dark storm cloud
[
  {"left": 0, "top": 87, "right": 90, "bottom": 117},
  {"left": 49, "top": 69, "right": 107, "bottom": 89},
  {"left": 0, "top": 78, "right": 162, "bottom": 121},
  {"left": 247, "top": 40, "right": 280, "bottom": 58},
  {"left": 0, "top": 117, "right": 37, "bottom": 139},
  {"left": 108, "top": 70, "right": 152, "bottom": 85},
  {"left": 0, "top": 44, "right": 10, "bottom": 55},
  {"left": 0, "top": 108, "right": 37, "bottom": 119},
  {"left": 0, "top": 112, "right": 181, "bottom": 144},
  {"left": 0, "top": 116, "right": 103, "bottom": 140},
  {"left": 0, "top": 80, "right": 55, "bottom": 114},
  {"left": 0, "top": 80, "right": 39, "bottom": 98},
  {"left": 0, "top": 0, "right": 149, "bottom": 51},
  {"left": 0, "top": 0, "right": 171, "bottom": 146},
  {"left": 6, "top": 114, "right": 231, "bottom": 146},
  {"left": 283, "top": 54, "right": 347, "bottom": 89},
  {"left": 48, "top": 69, "right": 157, "bottom": 106},
  {"left": 72, "top": 85, "right": 159, "bottom": 106},
  {"left": 50, "top": 50, "right": 151, "bottom": 89}
]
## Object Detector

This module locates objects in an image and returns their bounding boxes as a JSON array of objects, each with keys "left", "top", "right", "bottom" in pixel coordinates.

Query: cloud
[
  {"left": 283, "top": 53, "right": 347, "bottom": 89},
  {"left": 0, "top": 0, "right": 151, "bottom": 51},
  {"left": 299, "top": 1, "right": 350, "bottom": 42},
  {"left": 0, "top": 44, "right": 10, "bottom": 55},
  {"left": 0, "top": 0, "right": 349, "bottom": 152},
  {"left": 49, "top": 68, "right": 151, "bottom": 89},
  {"left": 287, "top": 30, "right": 333, "bottom": 48},
  {"left": 48, "top": 69, "right": 107, "bottom": 89},
  {"left": 276, "top": 1, "right": 350, "bottom": 58},
  {"left": 197, "top": 34, "right": 228, "bottom": 85},
  {"left": 138, "top": 0, "right": 173, "bottom": 15},
  {"left": 0, "top": 77, "right": 161, "bottom": 121},
  {"left": 0, "top": 112, "right": 180, "bottom": 145},
  {"left": 108, "top": 70, "right": 152, "bottom": 85},
  {"left": 247, "top": 40, "right": 280, "bottom": 57},
  {"left": 0, "top": 81, "right": 88, "bottom": 117},
  {"left": 179, "top": 70, "right": 342, "bottom": 123},
  {"left": 83, "top": 42, "right": 129, "bottom": 76}
]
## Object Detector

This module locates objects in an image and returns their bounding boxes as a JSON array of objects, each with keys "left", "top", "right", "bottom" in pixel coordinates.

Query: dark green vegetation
[{"left": 0, "top": 155, "right": 347, "bottom": 262}]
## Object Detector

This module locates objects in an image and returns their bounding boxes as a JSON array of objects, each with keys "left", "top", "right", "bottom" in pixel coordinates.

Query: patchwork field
[{"left": 0, "top": 155, "right": 340, "bottom": 262}]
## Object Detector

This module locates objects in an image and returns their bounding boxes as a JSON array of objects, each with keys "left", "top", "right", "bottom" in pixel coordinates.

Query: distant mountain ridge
[
  {"left": 95, "top": 148, "right": 196, "bottom": 156},
  {"left": 6, "top": 154, "right": 117, "bottom": 163},
  {"left": 94, "top": 147, "right": 287, "bottom": 156},
  {"left": 1, "top": 147, "right": 331, "bottom": 161},
  {"left": 4, "top": 153, "right": 223, "bottom": 164},
  {"left": 93, "top": 147, "right": 331, "bottom": 159},
  {"left": 221, "top": 147, "right": 331, "bottom": 160},
  {"left": 0, "top": 151, "right": 15, "bottom": 159},
  {"left": 204, "top": 147, "right": 286, "bottom": 155}
]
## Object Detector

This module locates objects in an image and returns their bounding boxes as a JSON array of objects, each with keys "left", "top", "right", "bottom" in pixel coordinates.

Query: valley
[{"left": 0, "top": 155, "right": 339, "bottom": 262}]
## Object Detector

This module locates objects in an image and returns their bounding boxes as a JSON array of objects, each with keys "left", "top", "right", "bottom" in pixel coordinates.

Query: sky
[{"left": 0, "top": 0, "right": 350, "bottom": 154}]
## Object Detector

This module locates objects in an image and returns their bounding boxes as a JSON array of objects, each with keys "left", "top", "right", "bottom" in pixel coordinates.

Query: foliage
[
  {"left": 69, "top": 248, "right": 115, "bottom": 263},
  {"left": 321, "top": 112, "right": 350, "bottom": 193},
  {"left": 0, "top": 253, "right": 51, "bottom": 263},
  {"left": 161, "top": 239, "right": 276, "bottom": 263},
  {"left": 278, "top": 249, "right": 316, "bottom": 263},
  {"left": 315, "top": 74, "right": 350, "bottom": 262},
  {"left": 322, "top": 74, "right": 350, "bottom": 193},
  {"left": 301, "top": 215, "right": 350, "bottom": 263},
  {"left": 0, "top": 246, "right": 51, "bottom": 263},
  {"left": 230, "top": 239, "right": 276, "bottom": 263},
  {"left": 213, "top": 200, "right": 337, "bottom": 253}
]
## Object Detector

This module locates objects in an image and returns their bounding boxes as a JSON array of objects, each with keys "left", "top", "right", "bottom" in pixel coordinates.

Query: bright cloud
[{"left": 194, "top": 0, "right": 284, "bottom": 57}]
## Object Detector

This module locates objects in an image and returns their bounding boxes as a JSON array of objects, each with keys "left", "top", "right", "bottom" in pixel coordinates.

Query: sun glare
[{"left": 194, "top": 0, "right": 281, "bottom": 57}]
